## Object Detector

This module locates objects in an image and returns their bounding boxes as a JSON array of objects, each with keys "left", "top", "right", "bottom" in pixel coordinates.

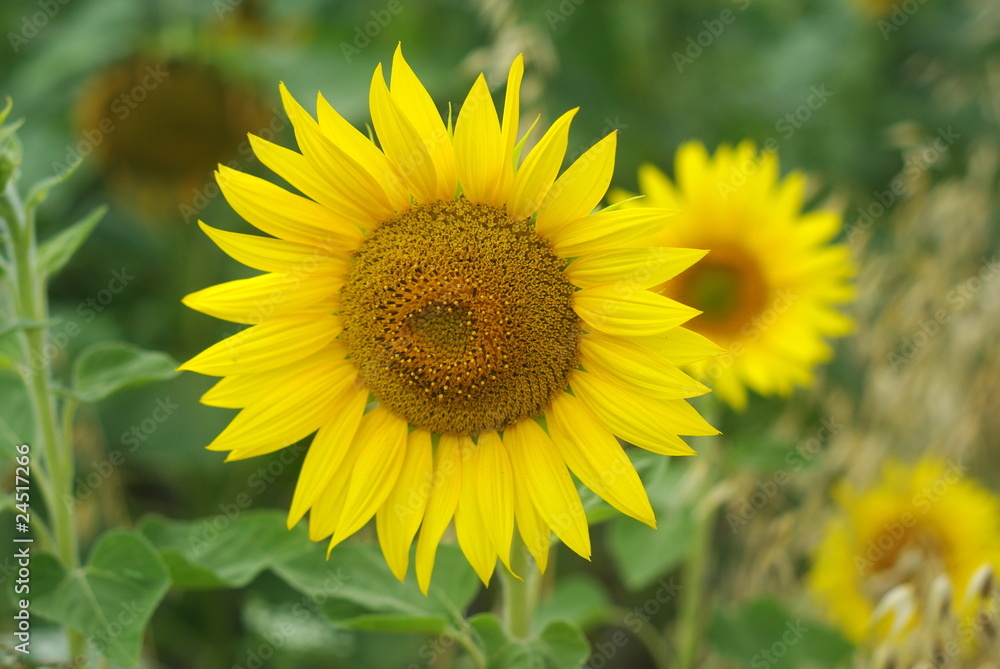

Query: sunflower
[
  {"left": 77, "top": 56, "right": 270, "bottom": 217},
  {"left": 610, "top": 142, "right": 854, "bottom": 410},
  {"left": 808, "top": 458, "right": 1000, "bottom": 645},
  {"left": 181, "top": 47, "right": 720, "bottom": 592}
]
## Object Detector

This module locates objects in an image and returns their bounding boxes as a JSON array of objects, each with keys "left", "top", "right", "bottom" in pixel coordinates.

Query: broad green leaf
[
  {"left": 708, "top": 598, "right": 854, "bottom": 669},
  {"left": 37, "top": 205, "right": 106, "bottom": 278},
  {"left": 72, "top": 342, "right": 179, "bottom": 403},
  {"left": 138, "top": 511, "right": 312, "bottom": 589},
  {"left": 723, "top": 436, "right": 819, "bottom": 474},
  {"left": 608, "top": 507, "right": 694, "bottom": 591},
  {"left": 140, "top": 511, "right": 481, "bottom": 632},
  {"left": 274, "top": 540, "right": 480, "bottom": 628},
  {"left": 533, "top": 574, "right": 610, "bottom": 632},
  {"left": 469, "top": 615, "right": 590, "bottom": 669},
  {"left": 31, "top": 531, "right": 170, "bottom": 667}
]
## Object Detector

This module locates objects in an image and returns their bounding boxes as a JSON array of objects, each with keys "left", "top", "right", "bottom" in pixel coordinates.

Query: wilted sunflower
[
  {"left": 610, "top": 142, "right": 854, "bottom": 410},
  {"left": 182, "top": 48, "right": 720, "bottom": 591},
  {"left": 808, "top": 458, "right": 1000, "bottom": 645}
]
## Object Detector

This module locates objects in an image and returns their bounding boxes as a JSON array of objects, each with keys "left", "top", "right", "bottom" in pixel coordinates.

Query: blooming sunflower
[
  {"left": 808, "top": 458, "right": 1000, "bottom": 644},
  {"left": 181, "top": 47, "right": 720, "bottom": 592},
  {"left": 610, "top": 142, "right": 855, "bottom": 410}
]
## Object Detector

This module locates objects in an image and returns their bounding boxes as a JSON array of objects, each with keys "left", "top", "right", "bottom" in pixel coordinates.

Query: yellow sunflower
[
  {"left": 181, "top": 46, "right": 720, "bottom": 593},
  {"left": 808, "top": 458, "right": 1000, "bottom": 644},
  {"left": 610, "top": 142, "right": 854, "bottom": 410}
]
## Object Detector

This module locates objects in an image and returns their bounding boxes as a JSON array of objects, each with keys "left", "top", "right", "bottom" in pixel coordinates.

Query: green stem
[
  {"left": 675, "top": 501, "right": 714, "bottom": 669},
  {"left": 675, "top": 426, "right": 722, "bottom": 669},
  {"left": 3, "top": 176, "right": 83, "bottom": 664},
  {"left": 501, "top": 534, "right": 539, "bottom": 639}
]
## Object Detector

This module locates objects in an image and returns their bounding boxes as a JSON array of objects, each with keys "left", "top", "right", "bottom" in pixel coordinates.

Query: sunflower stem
[
  {"left": 501, "top": 533, "right": 539, "bottom": 639},
  {"left": 3, "top": 163, "right": 83, "bottom": 663},
  {"left": 675, "top": 423, "right": 722, "bottom": 669}
]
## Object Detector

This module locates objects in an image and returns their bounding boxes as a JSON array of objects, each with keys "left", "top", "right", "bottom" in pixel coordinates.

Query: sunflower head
[
  {"left": 181, "top": 46, "right": 721, "bottom": 592},
  {"left": 77, "top": 57, "right": 270, "bottom": 216},
  {"left": 611, "top": 141, "right": 855, "bottom": 410},
  {"left": 808, "top": 458, "right": 1000, "bottom": 649}
]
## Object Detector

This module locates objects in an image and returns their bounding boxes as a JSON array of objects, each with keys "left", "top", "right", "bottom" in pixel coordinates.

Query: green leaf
[
  {"left": 274, "top": 539, "right": 480, "bottom": 629},
  {"left": 138, "top": 511, "right": 311, "bottom": 589},
  {"left": 534, "top": 573, "right": 610, "bottom": 632},
  {"left": 25, "top": 156, "right": 83, "bottom": 210},
  {"left": 469, "top": 616, "right": 590, "bottom": 669},
  {"left": 608, "top": 508, "right": 695, "bottom": 590},
  {"left": 708, "top": 598, "right": 854, "bottom": 669},
  {"left": 71, "top": 342, "right": 179, "bottom": 403},
  {"left": 31, "top": 531, "right": 171, "bottom": 667},
  {"left": 37, "top": 206, "right": 106, "bottom": 278},
  {"left": 0, "top": 373, "right": 34, "bottom": 452},
  {"left": 140, "top": 511, "right": 481, "bottom": 632}
]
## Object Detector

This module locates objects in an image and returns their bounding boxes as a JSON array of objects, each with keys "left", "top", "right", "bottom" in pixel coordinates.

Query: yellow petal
[
  {"left": 504, "top": 419, "right": 591, "bottom": 560},
  {"left": 566, "top": 247, "right": 707, "bottom": 289},
  {"left": 198, "top": 221, "right": 351, "bottom": 275},
  {"left": 308, "top": 437, "right": 361, "bottom": 541},
  {"left": 579, "top": 332, "right": 709, "bottom": 399},
  {"left": 369, "top": 63, "right": 438, "bottom": 202},
  {"left": 328, "top": 407, "right": 409, "bottom": 553},
  {"left": 571, "top": 370, "right": 716, "bottom": 455},
  {"left": 512, "top": 475, "right": 551, "bottom": 573},
  {"left": 455, "top": 445, "right": 497, "bottom": 586},
  {"left": 509, "top": 108, "right": 577, "bottom": 220},
  {"left": 389, "top": 45, "right": 456, "bottom": 200},
  {"left": 535, "top": 131, "right": 617, "bottom": 237},
  {"left": 495, "top": 54, "right": 524, "bottom": 201},
  {"left": 210, "top": 359, "right": 358, "bottom": 457},
  {"left": 182, "top": 272, "right": 339, "bottom": 324},
  {"left": 287, "top": 384, "right": 367, "bottom": 528},
  {"left": 547, "top": 392, "right": 655, "bottom": 526},
  {"left": 454, "top": 74, "right": 503, "bottom": 204},
  {"left": 376, "top": 428, "right": 433, "bottom": 581},
  {"left": 179, "top": 314, "right": 341, "bottom": 376},
  {"left": 216, "top": 165, "right": 364, "bottom": 246},
  {"left": 549, "top": 208, "right": 675, "bottom": 257},
  {"left": 625, "top": 327, "right": 725, "bottom": 366},
  {"left": 474, "top": 432, "right": 515, "bottom": 572},
  {"left": 573, "top": 284, "right": 701, "bottom": 337},
  {"left": 280, "top": 83, "right": 395, "bottom": 226},
  {"left": 199, "top": 344, "right": 345, "bottom": 408},
  {"left": 415, "top": 434, "right": 466, "bottom": 594}
]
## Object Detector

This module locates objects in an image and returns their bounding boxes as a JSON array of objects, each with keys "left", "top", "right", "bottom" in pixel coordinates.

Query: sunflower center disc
[{"left": 340, "top": 198, "right": 580, "bottom": 435}]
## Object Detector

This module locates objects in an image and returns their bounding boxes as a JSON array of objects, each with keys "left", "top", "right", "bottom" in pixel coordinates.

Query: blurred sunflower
[
  {"left": 77, "top": 57, "right": 271, "bottom": 217},
  {"left": 181, "top": 46, "right": 721, "bottom": 592},
  {"left": 610, "top": 142, "right": 855, "bottom": 410},
  {"left": 808, "top": 458, "right": 1000, "bottom": 645}
]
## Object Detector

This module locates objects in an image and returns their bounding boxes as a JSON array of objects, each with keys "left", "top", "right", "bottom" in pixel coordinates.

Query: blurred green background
[{"left": 1, "top": 0, "right": 998, "bottom": 667}]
